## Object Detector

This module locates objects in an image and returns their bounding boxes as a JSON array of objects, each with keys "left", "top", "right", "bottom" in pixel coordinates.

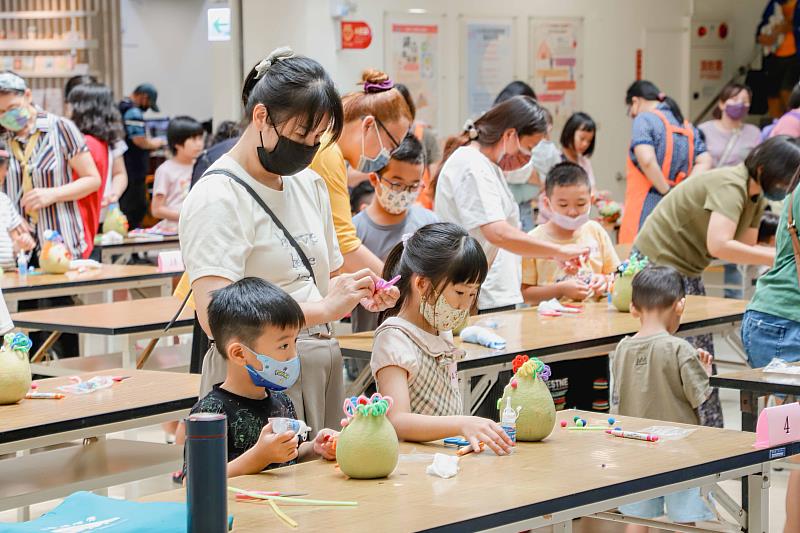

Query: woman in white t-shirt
[
  {"left": 434, "top": 96, "right": 588, "bottom": 312},
  {"left": 180, "top": 48, "right": 399, "bottom": 434}
]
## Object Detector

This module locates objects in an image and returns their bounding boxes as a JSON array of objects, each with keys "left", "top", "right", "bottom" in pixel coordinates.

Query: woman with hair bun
[{"left": 310, "top": 68, "right": 413, "bottom": 275}]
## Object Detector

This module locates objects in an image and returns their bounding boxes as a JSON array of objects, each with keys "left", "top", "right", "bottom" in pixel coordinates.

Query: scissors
[{"left": 443, "top": 437, "right": 470, "bottom": 447}]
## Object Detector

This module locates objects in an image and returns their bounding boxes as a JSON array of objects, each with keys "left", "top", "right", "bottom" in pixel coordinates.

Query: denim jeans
[{"left": 741, "top": 309, "right": 800, "bottom": 368}]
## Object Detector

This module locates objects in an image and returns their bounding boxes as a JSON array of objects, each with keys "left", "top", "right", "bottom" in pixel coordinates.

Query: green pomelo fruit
[
  {"left": 336, "top": 412, "right": 399, "bottom": 479},
  {"left": 499, "top": 376, "right": 555, "bottom": 441},
  {"left": 0, "top": 347, "right": 31, "bottom": 404}
]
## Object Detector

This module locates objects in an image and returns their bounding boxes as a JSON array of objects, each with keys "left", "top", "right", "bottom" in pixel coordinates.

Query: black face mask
[{"left": 257, "top": 119, "right": 320, "bottom": 176}]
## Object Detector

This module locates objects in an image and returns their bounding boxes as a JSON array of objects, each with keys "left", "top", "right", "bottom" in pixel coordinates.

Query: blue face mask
[
  {"left": 242, "top": 345, "right": 300, "bottom": 391},
  {"left": 356, "top": 120, "right": 393, "bottom": 173}
]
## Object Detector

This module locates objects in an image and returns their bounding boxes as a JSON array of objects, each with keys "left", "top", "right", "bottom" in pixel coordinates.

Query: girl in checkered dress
[{"left": 370, "top": 222, "right": 514, "bottom": 456}]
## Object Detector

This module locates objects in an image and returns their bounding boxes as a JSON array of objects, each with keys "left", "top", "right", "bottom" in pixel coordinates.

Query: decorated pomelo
[
  {"left": 103, "top": 203, "right": 129, "bottom": 237},
  {"left": 336, "top": 393, "right": 399, "bottom": 479},
  {"left": 611, "top": 254, "right": 648, "bottom": 312},
  {"left": 0, "top": 332, "right": 33, "bottom": 405},
  {"left": 39, "top": 230, "right": 72, "bottom": 274},
  {"left": 498, "top": 355, "right": 555, "bottom": 441}
]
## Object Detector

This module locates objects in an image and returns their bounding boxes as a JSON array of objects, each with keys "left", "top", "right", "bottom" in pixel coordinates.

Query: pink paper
[{"left": 755, "top": 402, "right": 800, "bottom": 448}]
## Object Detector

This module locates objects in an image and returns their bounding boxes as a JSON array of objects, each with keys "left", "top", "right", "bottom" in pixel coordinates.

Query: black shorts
[{"left": 765, "top": 54, "right": 800, "bottom": 97}]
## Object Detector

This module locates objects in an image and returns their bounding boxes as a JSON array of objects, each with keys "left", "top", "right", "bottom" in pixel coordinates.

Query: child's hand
[
  {"left": 255, "top": 422, "right": 299, "bottom": 465},
  {"left": 557, "top": 279, "right": 590, "bottom": 301},
  {"left": 458, "top": 416, "right": 513, "bottom": 456},
  {"left": 10, "top": 227, "right": 35, "bottom": 252},
  {"left": 588, "top": 274, "right": 609, "bottom": 295},
  {"left": 312, "top": 429, "right": 339, "bottom": 460},
  {"left": 697, "top": 348, "right": 714, "bottom": 376}
]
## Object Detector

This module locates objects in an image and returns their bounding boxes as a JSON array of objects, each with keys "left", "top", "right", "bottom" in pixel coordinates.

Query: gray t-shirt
[
  {"left": 351, "top": 205, "right": 439, "bottom": 332},
  {"left": 610, "top": 331, "right": 710, "bottom": 425}
]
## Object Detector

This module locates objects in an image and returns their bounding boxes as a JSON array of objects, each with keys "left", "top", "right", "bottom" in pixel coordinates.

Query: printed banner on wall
[
  {"left": 385, "top": 17, "right": 441, "bottom": 127},
  {"left": 529, "top": 18, "right": 583, "bottom": 131},
  {"left": 463, "top": 18, "right": 514, "bottom": 118}
]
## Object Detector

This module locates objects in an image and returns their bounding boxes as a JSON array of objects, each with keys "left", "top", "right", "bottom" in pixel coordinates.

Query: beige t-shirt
[
  {"left": 371, "top": 317, "right": 464, "bottom": 416},
  {"left": 522, "top": 220, "right": 619, "bottom": 286},
  {"left": 610, "top": 332, "right": 711, "bottom": 425},
  {"left": 179, "top": 154, "right": 343, "bottom": 302}
]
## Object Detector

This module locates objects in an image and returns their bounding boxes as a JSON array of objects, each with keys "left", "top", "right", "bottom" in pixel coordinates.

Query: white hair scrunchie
[
  {"left": 254, "top": 46, "right": 295, "bottom": 79},
  {"left": 463, "top": 119, "right": 479, "bottom": 140}
]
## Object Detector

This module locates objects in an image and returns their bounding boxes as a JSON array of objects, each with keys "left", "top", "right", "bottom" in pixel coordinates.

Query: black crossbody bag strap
[{"left": 165, "top": 169, "right": 317, "bottom": 332}]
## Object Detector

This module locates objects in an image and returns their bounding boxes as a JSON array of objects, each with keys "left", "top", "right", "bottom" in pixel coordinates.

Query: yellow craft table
[
  {"left": 0, "top": 369, "right": 199, "bottom": 518},
  {"left": 339, "top": 296, "right": 747, "bottom": 413},
  {"left": 142, "top": 409, "right": 791, "bottom": 532}
]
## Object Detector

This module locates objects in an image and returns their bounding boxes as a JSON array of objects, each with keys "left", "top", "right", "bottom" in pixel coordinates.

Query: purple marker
[{"left": 376, "top": 275, "right": 401, "bottom": 291}]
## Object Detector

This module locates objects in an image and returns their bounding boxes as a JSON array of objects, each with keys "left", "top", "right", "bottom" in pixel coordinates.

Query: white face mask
[
  {"left": 376, "top": 180, "right": 419, "bottom": 214},
  {"left": 549, "top": 209, "right": 590, "bottom": 231},
  {"left": 419, "top": 291, "right": 469, "bottom": 332},
  {"left": 503, "top": 158, "right": 534, "bottom": 184}
]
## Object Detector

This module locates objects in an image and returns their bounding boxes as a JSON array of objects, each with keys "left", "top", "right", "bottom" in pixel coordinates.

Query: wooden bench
[
  {"left": 0, "top": 439, "right": 181, "bottom": 512},
  {"left": 30, "top": 344, "right": 191, "bottom": 377}
]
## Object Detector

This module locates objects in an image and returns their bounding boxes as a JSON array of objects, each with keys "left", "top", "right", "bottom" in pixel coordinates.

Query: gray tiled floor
[{"left": 0, "top": 340, "right": 790, "bottom": 531}]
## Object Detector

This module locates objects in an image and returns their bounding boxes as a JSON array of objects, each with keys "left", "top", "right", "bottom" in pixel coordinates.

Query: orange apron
[
  {"left": 414, "top": 122, "right": 435, "bottom": 210},
  {"left": 618, "top": 109, "right": 695, "bottom": 244}
]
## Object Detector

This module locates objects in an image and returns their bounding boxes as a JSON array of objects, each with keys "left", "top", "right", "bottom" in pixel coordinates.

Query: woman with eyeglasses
[
  {"left": 433, "top": 95, "right": 587, "bottom": 314},
  {"left": 309, "top": 69, "right": 413, "bottom": 276},
  {"left": 350, "top": 132, "right": 438, "bottom": 333},
  {"left": 618, "top": 80, "right": 711, "bottom": 244}
]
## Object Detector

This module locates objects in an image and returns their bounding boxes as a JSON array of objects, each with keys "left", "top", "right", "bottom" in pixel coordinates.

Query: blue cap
[{"left": 134, "top": 83, "right": 159, "bottom": 112}]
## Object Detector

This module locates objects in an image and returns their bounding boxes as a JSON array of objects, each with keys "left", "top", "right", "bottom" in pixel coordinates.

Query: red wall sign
[{"left": 341, "top": 21, "right": 372, "bottom": 49}]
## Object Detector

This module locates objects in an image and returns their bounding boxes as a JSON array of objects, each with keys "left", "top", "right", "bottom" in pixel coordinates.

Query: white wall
[
  {"left": 235, "top": 0, "right": 767, "bottom": 197},
  {"left": 121, "top": 0, "right": 214, "bottom": 121}
]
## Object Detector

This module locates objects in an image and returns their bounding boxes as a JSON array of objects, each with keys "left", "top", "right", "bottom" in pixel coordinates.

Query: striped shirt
[
  {"left": 0, "top": 192, "right": 23, "bottom": 269},
  {"left": 2, "top": 111, "right": 89, "bottom": 258}
]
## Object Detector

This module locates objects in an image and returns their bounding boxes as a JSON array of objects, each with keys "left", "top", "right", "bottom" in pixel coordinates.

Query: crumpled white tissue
[
  {"left": 426, "top": 453, "right": 459, "bottom": 479},
  {"left": 100, "top": 231, "right": 124, "bottom": 245},
  {"left": 537, "top": 298, "right": 581, "bottom": 314}
]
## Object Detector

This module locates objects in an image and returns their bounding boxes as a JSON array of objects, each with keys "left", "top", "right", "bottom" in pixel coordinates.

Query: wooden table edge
[
  {"left": 1, "top": 271, "right": 179, "bottom": 294},
  {"left": 11, "top": 318, "right": 194, "bottom": 336},
  {"left": 417, "top": 441, "right": 796, "bottom": 532}
]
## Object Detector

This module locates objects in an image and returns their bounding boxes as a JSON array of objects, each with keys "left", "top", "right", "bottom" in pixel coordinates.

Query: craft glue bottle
[
  {"left": 17, "top": 252, "right": 27, "bottom": 282},
  {"left": 501, "top": 396, "right": 520, "bottom": 444}
]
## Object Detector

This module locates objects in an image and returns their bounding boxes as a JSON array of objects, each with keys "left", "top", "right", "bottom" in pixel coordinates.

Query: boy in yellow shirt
[{"left": 522, "top": 162, "right": 619, "bottom": 305}]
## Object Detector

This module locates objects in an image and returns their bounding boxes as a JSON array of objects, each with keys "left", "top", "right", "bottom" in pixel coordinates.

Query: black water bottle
[{"left": 186, "top": 412, "right": 227, "bottom": 533}]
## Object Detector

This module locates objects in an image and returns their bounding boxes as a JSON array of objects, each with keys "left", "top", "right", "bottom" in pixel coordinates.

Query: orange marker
[{"left": 456, "top": 442, "right": 485, "bottom": 456}]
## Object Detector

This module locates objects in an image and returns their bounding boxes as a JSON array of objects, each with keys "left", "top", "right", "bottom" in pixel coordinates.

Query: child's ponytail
[{"left": 377, "top": 223, "right": 489, "bottom": 324}]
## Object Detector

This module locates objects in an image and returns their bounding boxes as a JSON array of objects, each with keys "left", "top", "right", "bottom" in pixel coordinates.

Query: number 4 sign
[{"left": 755, "top": 402, "right": 800, "bottom": 448}]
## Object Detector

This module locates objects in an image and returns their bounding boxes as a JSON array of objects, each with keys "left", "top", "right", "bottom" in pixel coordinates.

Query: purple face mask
[{"left": 724, "top": 103, "right": 748, "bottom": 121}]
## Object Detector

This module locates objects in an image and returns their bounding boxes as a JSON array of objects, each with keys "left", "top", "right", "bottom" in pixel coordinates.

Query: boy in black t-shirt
[{"left": 185, "top": 277, "right": 338, "bottom": 478}]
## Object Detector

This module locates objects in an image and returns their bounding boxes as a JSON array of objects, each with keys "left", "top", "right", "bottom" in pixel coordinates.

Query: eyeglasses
[
  {"left": 377, "top": 174, "right": 420, "bottom": 193},
  {"left": 375, "top": 118, "right": 401, "bottom": 150}
]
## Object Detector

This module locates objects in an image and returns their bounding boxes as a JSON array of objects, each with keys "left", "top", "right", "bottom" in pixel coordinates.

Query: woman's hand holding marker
[
  {"left": 360, "top": 274, "right": 401, "bottom": 313},
  {"left": 324, "top": 268, "right": 376, "bottom": 321}
]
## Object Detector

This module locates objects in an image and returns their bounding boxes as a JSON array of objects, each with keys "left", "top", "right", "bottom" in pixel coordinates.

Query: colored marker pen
[
  {"left": 606, "top": 429, "right": 659, "bottom": 442},
  {"left": 25, "top": 392, "right": 65, "bottom": 399}
]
